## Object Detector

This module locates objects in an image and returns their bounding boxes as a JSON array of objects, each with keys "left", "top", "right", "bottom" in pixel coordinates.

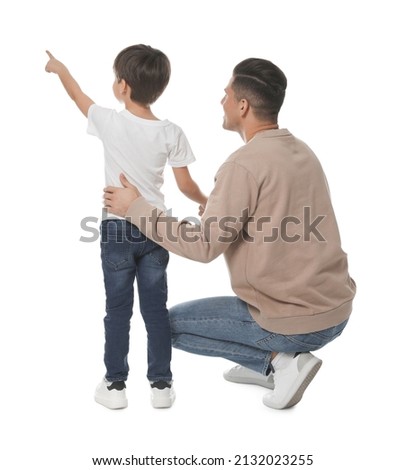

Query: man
[{"left": 104, "top": 58, "right": 356, "bottom": 409}]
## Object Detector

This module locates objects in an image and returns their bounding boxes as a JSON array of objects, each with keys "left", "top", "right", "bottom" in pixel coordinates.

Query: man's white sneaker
[
  {"left": 263, "top": 352, "right": 322, "bottom": 410},
  {"left": 223, "top": 365, "right": 274, "bottom": 389},
  {"left": 95, "top": 378, "right": 128, "bottom": 409},
  {"left": 150, "top": 381, "right": 175, "bottom": 408}
]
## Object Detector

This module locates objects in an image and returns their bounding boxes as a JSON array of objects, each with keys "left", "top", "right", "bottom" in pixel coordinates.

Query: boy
[{"left": 45, "top": 45, "right": 207, "bottom": 409}]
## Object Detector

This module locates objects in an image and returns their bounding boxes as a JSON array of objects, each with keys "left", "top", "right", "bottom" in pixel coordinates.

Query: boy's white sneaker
[
  {"left": 223, "top": 365, "right": 274, "bottom": 389},
  {"left": 95, "top": 378, "right": 128, "bottom": 410},
  {"left": 263, "top": 352, "right": 322, "bottom": 410},
  {"left": 150, "top": 381, "right": 175, "bottom": 408}
]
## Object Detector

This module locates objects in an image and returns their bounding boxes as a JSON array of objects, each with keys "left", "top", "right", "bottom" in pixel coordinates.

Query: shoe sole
[
  {"left": 264, "top": 358, "right": 322, "bottom": 410},
  {"left": 95, "top": 395, "right": 128, "bottom": 410},
  {"left": 223, "top": 372, "right": 274, "bottom": 390},
  {"left": 284, "top": 359, "right": 322, "bottom": 409},
  {"left": 151, "top": 392, "right": 176, "bottom": 409}
]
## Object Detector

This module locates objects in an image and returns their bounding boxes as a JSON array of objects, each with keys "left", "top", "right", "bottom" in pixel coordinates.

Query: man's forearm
[
  {"left": 111, "top": 161, "right": 254, "bottom": 264},
  {"left": 125, "top": 198, "right": 226, "bottom": 263}
]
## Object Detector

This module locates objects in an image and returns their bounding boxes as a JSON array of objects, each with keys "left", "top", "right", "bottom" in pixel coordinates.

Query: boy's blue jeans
[{"left": 100, "top": 219, "right": 172, "bottom": 383}]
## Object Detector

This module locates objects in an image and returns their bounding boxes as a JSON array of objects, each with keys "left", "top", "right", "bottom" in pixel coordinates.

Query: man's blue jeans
[
  {"left": 169, "top": 296, "right": 348, "bottom": 375},
  {"left": 101, "top": 219, "right": 172, "bottom": 383}
]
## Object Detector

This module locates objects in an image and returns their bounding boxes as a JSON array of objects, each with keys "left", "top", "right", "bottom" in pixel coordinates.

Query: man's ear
[{"left": 239, "top": 99, "right": 250, "bottom": 117}]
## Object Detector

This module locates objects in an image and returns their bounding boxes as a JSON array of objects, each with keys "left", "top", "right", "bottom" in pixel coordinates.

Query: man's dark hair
[
  {"left": 113, "top": 44, "right": 171, "bottom": 105},
  {"left": 232, "top": 58, "right": 287, "bottom": 122}
]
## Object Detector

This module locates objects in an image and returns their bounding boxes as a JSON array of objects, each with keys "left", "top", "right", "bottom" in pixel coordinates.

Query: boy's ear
[{"left": 118, "top": 79, "right": 128, "bottom": 95}]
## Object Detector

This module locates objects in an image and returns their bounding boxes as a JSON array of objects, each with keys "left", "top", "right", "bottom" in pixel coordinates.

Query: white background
[{"left": 1, "top": 0, "right": 405, "bottom": 468}]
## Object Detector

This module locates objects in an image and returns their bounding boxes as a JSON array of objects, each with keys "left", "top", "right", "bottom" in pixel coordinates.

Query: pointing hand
[{"left": 45, "top": 50, "right": 66, "bottom": 74}]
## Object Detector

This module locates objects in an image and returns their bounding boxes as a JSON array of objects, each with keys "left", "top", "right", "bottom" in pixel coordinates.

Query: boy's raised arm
[{"left": 45, "top": 50, "right": 94, "bottom": 117}]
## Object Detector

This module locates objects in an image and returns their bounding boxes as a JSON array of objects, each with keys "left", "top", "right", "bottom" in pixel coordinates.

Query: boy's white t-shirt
[{"left": 87, "top": 104, "right": 196, "bottom": 214}]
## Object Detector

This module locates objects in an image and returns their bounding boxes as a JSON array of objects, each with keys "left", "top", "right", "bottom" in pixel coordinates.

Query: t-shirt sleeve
[
  {"left": 168, "top": 127, "right": 196, "bottom": 167},
  {"left": 87, "top": 104, "right": 114, "bottom": 139}
]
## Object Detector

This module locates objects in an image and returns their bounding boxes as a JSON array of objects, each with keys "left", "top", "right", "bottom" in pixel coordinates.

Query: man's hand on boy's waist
[{"left": 104, "top": 173, "right": 141, "bottom": 218}]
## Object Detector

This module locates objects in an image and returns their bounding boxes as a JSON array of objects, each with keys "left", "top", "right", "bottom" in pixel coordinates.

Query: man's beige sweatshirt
[{"left": 126, "top": 129, "right": 356, "bottom": 334}]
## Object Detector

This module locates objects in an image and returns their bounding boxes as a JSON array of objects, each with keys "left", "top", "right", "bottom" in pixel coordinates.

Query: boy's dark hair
[
  {"left": 232, "top": 58, "right": 287, "bottom": 122},
  {"left": 113, "top": 44, "right": 171, "bottom": 105}
]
